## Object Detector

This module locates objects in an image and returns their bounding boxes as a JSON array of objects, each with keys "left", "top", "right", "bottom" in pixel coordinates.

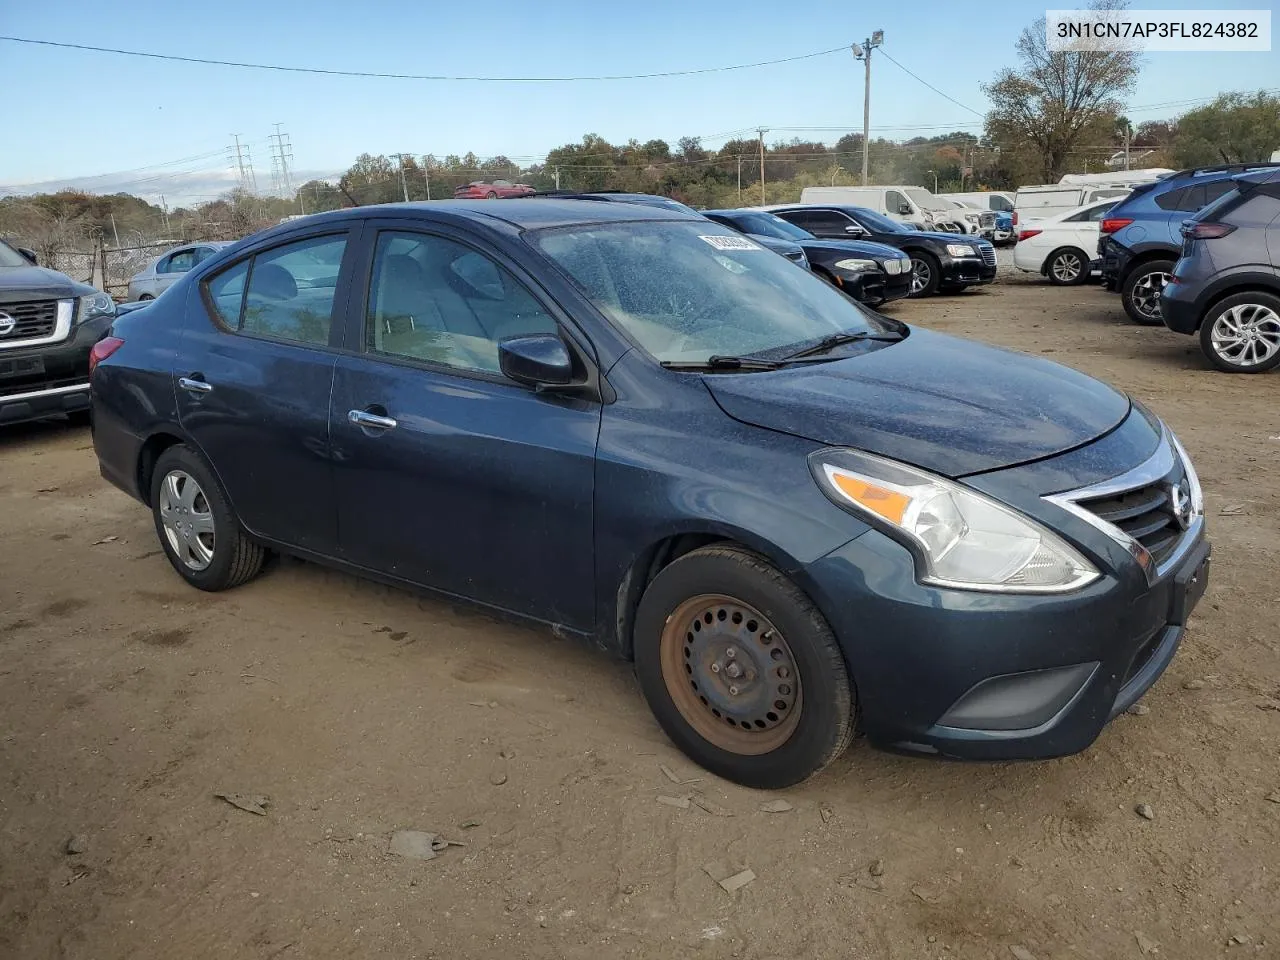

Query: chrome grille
[
  {"left": 1076, "top": 461, "right": 1187, "bottom": 567},
  {"left": 979, "top": 245, "right": 996, "bottom": 267},
  {"left": 0, "top": 300, "right": 58, "bottom": 341}
]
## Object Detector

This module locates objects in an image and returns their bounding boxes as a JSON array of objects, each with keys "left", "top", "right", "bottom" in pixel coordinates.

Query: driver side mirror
[
  {"left": 17, "top": 247, "right": 37, "bottom": 265},
  {"left": 844, "top": 224, "right": 867, "bottom": 237},
  {"left": 499, "top": 334, "right": 574, "bottom": 388},
  {"left": 897, "top": 203, "right": 912, "bottom": 216}
]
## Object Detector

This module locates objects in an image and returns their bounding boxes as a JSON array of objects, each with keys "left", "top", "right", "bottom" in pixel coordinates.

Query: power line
[
  {"left": 877, "top": 47, "right": 985, "bottom": 117},
  {"left": 0, "top": 35, "right": 849, "bottom": 82}
]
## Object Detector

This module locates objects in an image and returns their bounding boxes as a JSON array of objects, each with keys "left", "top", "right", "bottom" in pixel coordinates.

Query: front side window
[
  {"left": 203, "top": 234, "right": 347, "bottom": 346},
  {"left": 533, "top": 221, "right": 882, "bottom": 364},
  {"left": 886, "top": 190, "right": 911, "bottom": 214},
  {"left": 732, "top": 212, "right": 813, "bottom": 242},
  {"left": 161, "top": 249, "right": 197, "bottom": 274},
  {"left": 365, "top": 231, "right": 556, "bottom": 375},
  {"left": 786, "top": 209, "right": 856, "bottom": 235}
]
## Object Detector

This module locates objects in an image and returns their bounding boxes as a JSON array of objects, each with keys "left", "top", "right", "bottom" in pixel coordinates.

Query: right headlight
[
  {"left": 809, "top": 448, "right": 1099, "bottom": 593},
  {"left": 946, "top": 243, "right": 977, "bottom": 257},
  {"left": 833, "top": 258, "right": 878, "bottom": 272}
]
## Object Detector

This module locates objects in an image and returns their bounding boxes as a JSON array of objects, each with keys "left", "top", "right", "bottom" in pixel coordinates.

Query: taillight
[
  {"left": 1183, "top": 222, "right": 1236, "bottom": 240},
  {"left": 1018, "top": 229, "right": 1042, "bottom": 242},
  {"left": 1100, "top": 217, "right": 1133, "bottom": 235},
  {"left": 89, "top": 336, "right": 124, "bottom": 375},
  {"left": 1012, "top": 211, "right": 1018, "bottom": 226}
]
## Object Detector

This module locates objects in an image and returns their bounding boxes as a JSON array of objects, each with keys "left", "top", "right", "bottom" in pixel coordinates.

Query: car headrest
[{"left": 249, "top": 263, "right": 297, "bottom": 301}]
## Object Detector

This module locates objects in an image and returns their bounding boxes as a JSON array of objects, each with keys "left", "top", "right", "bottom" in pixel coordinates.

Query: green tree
[
  {"left": 983, "top": 0, "right": 1139, "bottom": 182},
  {"left": 1169, "top": 91, "right": 1280, "bottom": 166}
]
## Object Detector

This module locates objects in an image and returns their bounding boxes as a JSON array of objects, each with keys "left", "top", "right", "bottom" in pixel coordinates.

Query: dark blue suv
[
  {"left": 1100, "top": 163, "right": 1280, "bottom": 324},
  {"left": 88, "top": 200, "right": 1209, "bottom": 788}
]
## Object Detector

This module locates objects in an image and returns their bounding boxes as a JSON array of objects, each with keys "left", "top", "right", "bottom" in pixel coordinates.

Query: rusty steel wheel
[
  {"left": 634, "top": 545, "right": 855, "bottom": 788},
  {"left": 659, "top": 595, "right": 802, "bottom": 755}
]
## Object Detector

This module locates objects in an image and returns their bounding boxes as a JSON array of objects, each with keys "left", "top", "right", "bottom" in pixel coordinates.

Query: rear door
[
  {"left": 328, "top": 221, "right": 600, "bottom": 628},
  {"left": 176, "top": 225, "right": 361, "bottom": 554},
  {"left": 780, "top": 208, "right": 863, "bottom": 240}
]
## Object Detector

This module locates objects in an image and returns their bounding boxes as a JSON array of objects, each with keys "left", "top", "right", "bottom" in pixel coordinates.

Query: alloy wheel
[
  {"left": 910, "top": 258, "right": 931, "bottom": 295},
  {"left": 1130, "top": 270, "right": 1172, "bottom": 320},
  {"left": 659, "top": 594, "right": 802, "bottom": 755},
  {"left": 158, "top": 469, "right": 216, "bottom": 571},
  {"left": 1209, "top": 303, "right": 1280, "bottom": 369},
  {"left": 1051, "top": 252, "right": 1083, "bottom": 283}
]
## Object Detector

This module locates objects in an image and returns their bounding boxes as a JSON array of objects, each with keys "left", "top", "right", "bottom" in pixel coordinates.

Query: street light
[{"left": 851, "top": 30, "right": 884, "bottom": 187}]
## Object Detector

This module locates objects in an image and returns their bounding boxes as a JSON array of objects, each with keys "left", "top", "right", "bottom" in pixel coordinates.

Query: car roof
[{"left": 280, "top": 199, "right": 703, "bottom": 232}]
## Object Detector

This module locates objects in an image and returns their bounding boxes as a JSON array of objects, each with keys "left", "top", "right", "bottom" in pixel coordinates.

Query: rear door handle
[
  {"left": 348, "top": 409, "right": 398, "bottom": 430},
  {"left": 178, "top": 376, "right": 212, "bottom": 394}
]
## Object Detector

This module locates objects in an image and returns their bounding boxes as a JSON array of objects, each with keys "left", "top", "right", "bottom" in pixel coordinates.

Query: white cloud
[{"left": 0, "top": 168, "right": 343, "bottom": 208}]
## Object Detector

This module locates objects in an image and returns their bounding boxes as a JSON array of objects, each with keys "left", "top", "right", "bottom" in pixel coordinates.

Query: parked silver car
[{"left": 127, "top": 242, "right": 230, "bottom": 301}]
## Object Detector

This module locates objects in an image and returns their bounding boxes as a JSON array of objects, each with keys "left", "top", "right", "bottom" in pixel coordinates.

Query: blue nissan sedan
[{"left": 89, "top": 200, "right": 1210, "bottom": 788}]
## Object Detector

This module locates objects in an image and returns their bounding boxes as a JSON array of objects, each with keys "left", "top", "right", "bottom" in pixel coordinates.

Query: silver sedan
[{"left": 127, "top": 242, "right": 231, "bottom": 301}]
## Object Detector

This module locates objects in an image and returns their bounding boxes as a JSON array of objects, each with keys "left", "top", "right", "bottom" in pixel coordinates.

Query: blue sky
[{"left": 2, "top": 0, "right": 1276, "bottom": 203}]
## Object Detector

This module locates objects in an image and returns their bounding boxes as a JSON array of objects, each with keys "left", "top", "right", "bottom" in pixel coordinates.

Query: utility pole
[
  {"left": 392, "top": 154, "right": 410, "bottom": 202},
  {"left": 757, "top": 128, "right": 768, "bottom": 205},
  {"left": 1124, "top": 123, "right": 1131, "bottom": 171},
  {"left": 851, "top": 31, "right": 883, "bottom": 187},
  {"left": 424, "top": 161, "right": 431, "bottom": 200},
  {"left": 736, "top": 155, "right": 743, "bottom": 202},
  {"left": 159, "top": 195, "right": 170, "bottom": 234},
  {"left": 109, "top": 213, "right": 121, "bottom": 248},
  {"left": 554, "top": 166, "right": 561, "bottom": 190}
]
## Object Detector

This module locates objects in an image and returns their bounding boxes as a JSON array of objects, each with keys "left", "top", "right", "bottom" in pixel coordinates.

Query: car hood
[
  {"left": 704, "top": 327, "right": 1130, "bottom": 477},
  {"left": 797, "top": 238, "right": 908, "bottom": 261},
  {"left": 0, "top": 264, "right": 92, "bottom": 301}
]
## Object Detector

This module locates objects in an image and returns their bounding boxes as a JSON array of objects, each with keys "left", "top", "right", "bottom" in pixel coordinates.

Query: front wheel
[
  {"left": 1198, "top": 292, "right": 1280, "bottom": 373},
  {"left": 150, "top": 445, "right": 265, "bottom": 591},
  {"left": 1122, "top": 259, "right": 1174, "bottom": 325},
  {"left": 633, "top": 546, "right": 855, "bottom": 789},
  {"left": 908, "top": 252, "right": 941, "bottom": 297},
  {"left": 485, "top": 190, "right": 498, "bottom": 199},
  {"left": 1047, "top": 248, "right": 1089, "bottom": 286},
  {"left": 138, "top": 294, "right": 155, "bottom": 302}
]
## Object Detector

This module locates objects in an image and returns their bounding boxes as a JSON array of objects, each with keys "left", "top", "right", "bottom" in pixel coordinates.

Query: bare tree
[{"left": 983, "top": 0, "right": 1140, "bottom": 182}]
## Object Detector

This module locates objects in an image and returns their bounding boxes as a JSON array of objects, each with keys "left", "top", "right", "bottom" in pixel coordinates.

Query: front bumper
[
  {"left": 940, "top": 254, "right": 998, "bottom": 287},
  {"left": 0, "top": 315, "right": 110, "bottom": 425},
  {"left": 802, "top": 421, "right": 1210, "bottom": 761},
  {"left": 836, "top": 268, "right": 912, "bottom": 305}
]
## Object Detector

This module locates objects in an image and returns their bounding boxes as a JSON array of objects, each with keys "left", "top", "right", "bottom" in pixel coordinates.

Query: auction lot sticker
[
  {"left": 700, "top": 235, "right": 763, "bottom": 251},
  {"left": 1047, "top": 9, "right": 1271, "bottom": 51}
]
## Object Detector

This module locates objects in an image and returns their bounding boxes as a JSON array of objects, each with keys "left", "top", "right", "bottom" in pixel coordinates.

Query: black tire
[
  {"left": 633, "top": 545, "right": 855, "bottom": 789},
  {"left": 485, "top": 190, "right": 498, "bottom": 199},
  {"left": 1046, "top": 247, "right": 1089, "bottom": 286},
  {"left": 1121, "top": 259, "right": 1175, "bottom": 325},
  {"left": 149, "top": 444, "right": 265, "bottom": 591},
  {"left": 907, "top": 251, "right": 941, "bottom": 298},
  {"left": 139, "top": 294, "right": 155, "bottom": 301},
  {"left": 1197, "top": 291, "right": 1280, "bottom": 374}
]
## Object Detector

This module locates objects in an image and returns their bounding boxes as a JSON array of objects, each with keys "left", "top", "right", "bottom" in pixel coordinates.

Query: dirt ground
[{"left": 2, "top": 271, "right": 1278, "bottom": 960}]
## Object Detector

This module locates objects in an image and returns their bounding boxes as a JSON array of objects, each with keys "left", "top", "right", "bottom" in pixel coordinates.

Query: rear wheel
[
  {"left": 1122, "top": 259, "right": 1174, "bottom": 325},
  {"left": 150, "top": 445, "right": 265, "bottom": 591},
  {"left": 485, "top": 190, "right": 498, "bottom": 199},
  {"left": 908, "top": 252, "right": 941, "bottom": 297},
  {"left": 1047, "top": 247, "right": 1089, "bottom": 286},
  {"left": 138, "top": 294, "right": 155, "bottom": 301},
  {"left": 1198, "top": 292, "right": 1280, "bottom": 373},
  {"left": 633, "top": 545, "right": 854, "bottom": 788}
]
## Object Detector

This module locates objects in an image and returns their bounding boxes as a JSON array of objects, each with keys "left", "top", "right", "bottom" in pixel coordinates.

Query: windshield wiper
[
  {"left": 779, "top": 330, "right": 903, "bottom": 360},
  {"left": 661, "top": 355, "right": 784, "bottom": 371}
]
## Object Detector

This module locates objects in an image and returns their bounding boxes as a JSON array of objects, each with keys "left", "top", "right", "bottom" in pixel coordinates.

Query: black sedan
[
  {"left": 767, "top": 204, "right": 997, "bottom": 297},
  {"left": 703, "top": 208, "right": 912, "bottom": 306},
  {"left": 91, "top": 199, "right": 1208, "bottom": 788}
]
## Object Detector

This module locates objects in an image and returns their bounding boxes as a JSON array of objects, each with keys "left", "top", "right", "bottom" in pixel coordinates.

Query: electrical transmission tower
[
  {"left": 269, "top": 123, "right": 296, "bottom": 198},
  {"left": 227, "top": 134, "right": 259, "bottom": 194}
]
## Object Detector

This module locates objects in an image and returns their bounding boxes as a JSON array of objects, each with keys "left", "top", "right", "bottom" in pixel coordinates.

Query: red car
[{"left": 453, "top": 180, "right": 536, "bottom": 199}]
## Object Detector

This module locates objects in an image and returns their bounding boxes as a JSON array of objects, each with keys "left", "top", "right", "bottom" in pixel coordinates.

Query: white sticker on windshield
[{"left": 698, "top": 234, "right": 763, "bottom": 251}]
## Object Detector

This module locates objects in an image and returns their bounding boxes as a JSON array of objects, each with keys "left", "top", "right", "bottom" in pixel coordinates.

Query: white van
[
  {"left": 1013, "top": 169, "right": 1173, "bottom": 225},
  {"left": 940, "top": 191, "right": 1014, "bottom": 214},
  {"left": 798, "top": 185, "right": 980, "bottom": 232}
]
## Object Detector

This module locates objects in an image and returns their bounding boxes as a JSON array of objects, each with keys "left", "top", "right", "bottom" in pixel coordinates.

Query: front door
[
  {"left": 176, "top": 228, "right": 359, "bottom": 553},
  {"left": 329, "top": 226, "right": 600, "bottom": 629}
]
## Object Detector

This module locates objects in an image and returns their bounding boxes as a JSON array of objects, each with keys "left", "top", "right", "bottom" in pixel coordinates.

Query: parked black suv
[
  {"left": 766, "top": 204, "right": 997, "bottom": 297},
  {"left": 1160, "top": 169, "right": 1280, "bottom": 373},
  {"left": 0, "top": 238, "right": 116, "bottom": 425},
  {"left": 1099, "top": 162, "right": 1280, "bottom": 325}
]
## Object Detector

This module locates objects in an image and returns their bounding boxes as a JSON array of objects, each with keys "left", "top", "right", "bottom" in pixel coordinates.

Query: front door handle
[
  {"left": 178, "top": 376, "right": 212, "bottom": 394},
  {"left": 348, "top": 409, "right": 398, "bottom": 430}
]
